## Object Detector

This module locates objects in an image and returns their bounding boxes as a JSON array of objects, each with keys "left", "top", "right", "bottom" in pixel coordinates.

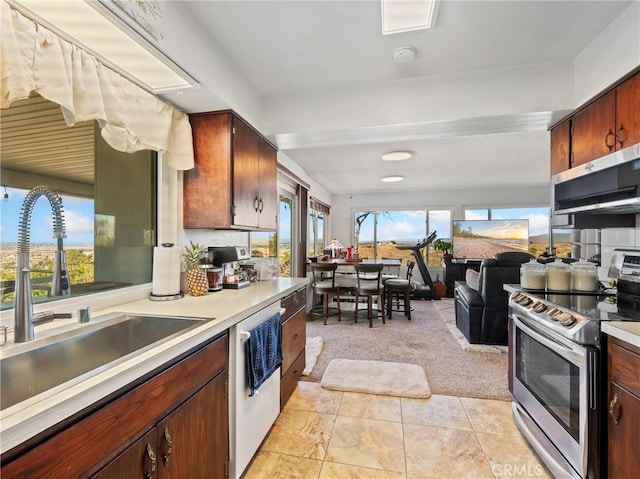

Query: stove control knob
[
  {"left": 547, "top": 308, "right": 560, "bottom": 320},
  {"left": 558, "top": 312, "right": 576, "bottom": 327},
  {"left": 532, "top": 302, "right": 547, "bottom": 313},
  {"left": 519, "top": 296, "right": 533, "bottom": 306}
]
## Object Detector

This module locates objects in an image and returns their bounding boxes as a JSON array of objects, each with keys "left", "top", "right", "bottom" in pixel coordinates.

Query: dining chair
[
  {"left": 384, "top": 260, "right": 414, "bottom": 319},
  {"left": 310, "top": 262, "right": 341, "bottom": 324},
  {"left": 353, "top": 263, "right": 385, "bottom": 327}
]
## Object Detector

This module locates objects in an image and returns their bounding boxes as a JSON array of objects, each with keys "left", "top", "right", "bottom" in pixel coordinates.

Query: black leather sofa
[{"left": 454, "top": 251, "right": 534, "bottom": 345}]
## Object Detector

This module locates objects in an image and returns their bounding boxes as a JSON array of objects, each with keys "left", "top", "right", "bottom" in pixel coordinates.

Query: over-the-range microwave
[{"left": 552, "top": 143, "right": 640, "bottom": 215}]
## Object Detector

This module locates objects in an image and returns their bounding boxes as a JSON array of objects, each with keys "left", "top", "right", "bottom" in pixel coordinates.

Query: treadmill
[{"left": 396, "top": 232, "right": 440, "bottom": 300}]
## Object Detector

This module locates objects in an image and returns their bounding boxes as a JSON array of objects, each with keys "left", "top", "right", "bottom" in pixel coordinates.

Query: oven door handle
[{"left": 513, "top": 316, "right": 586, "bottom": 364}]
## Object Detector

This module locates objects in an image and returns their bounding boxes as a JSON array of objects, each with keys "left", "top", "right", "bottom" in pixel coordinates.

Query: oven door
[{"left": 511, "top": 315, "right": 592, "bottom": 478}]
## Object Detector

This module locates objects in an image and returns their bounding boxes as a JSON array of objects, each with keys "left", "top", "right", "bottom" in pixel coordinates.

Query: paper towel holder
[{"left": 149, "top": 291, "right": 185, "bottom": 301}]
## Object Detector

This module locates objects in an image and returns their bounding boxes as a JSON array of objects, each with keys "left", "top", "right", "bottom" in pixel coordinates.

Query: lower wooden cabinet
[
  {"left": 607, "top": 336, "right": 640, "bottom": 479},
  {"left": 94, "top": 372, "right": 229, "bottom": 479},
  {"left": 1, "top": 334, "right": 229, "bottom": 479},
  {"left": 280, "top": 288, "right": 307, "bottom": 408}
]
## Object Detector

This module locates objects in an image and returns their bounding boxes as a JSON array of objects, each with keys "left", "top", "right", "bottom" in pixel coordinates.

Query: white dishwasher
[{"left": 228, "top": 301, "right": 282, "bottom": 479}]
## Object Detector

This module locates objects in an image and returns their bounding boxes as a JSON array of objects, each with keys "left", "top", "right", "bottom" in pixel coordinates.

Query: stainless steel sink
[{"left": 1, "top": 314, "right": 204, "bottom": 411}]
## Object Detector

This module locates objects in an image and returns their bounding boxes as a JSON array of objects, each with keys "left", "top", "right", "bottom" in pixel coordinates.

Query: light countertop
[
  {"left": 0, "top": 278, "right": 308, "bottom": 455},
  {"left": 602, "top": 321, "right": 640, "bottom": 348}
]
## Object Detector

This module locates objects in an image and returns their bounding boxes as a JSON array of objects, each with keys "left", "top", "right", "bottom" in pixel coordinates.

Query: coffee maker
[{"left": 207, "top": 246, "right": 252, "bottom": 289}]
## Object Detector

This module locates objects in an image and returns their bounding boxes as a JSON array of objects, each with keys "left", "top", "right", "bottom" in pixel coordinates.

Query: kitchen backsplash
[{"left": 599, "top": 219, "right": 640, "bottom": 280}]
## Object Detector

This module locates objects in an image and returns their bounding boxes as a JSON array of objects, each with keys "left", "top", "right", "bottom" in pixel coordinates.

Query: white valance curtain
[{"left": 0, "top": 2, "right": 194, "bottom": 170}]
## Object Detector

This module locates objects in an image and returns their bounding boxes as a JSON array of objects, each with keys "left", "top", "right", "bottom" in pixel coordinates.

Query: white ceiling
[
  {"left": 169, "top": 0, "right": 631, "bottom": 196},
  {"left": 6, "top": 1, "right": 631, "bottom": 198},
  {"left": 186, "top": 0, "right": 626, "bottom": 97}
]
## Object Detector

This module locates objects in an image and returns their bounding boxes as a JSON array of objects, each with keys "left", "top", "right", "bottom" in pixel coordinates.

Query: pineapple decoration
[{"left": 183, "top": 241, "right": 208, "bottom": 296}]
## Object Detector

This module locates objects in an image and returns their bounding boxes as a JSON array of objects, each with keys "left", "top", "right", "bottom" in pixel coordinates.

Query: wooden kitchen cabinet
[
  {"left": 606, "top": 336, "right": 640, "bottom": 479},
  {"left": 185, "top": 110, "right": 278, "bottom": 230},
  {"left": 280, "top": 287, "right": 306, "bottom": 408},
  {"left": 571, "top": 71, "right": 640, "bottom": 167},
  {"left": 95, "top": 374, "right": 229, "bottom": 479},
  {"left": 549, "top": 119, "right": 571, "bottom": 176},
  {"left": 1, "top": 334, "right": 229, "bottom": 479}
]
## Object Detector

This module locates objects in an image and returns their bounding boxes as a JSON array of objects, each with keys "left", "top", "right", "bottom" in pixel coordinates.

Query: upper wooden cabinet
[
  {"left": 550, "top": 119, "right": 571, "bottom": 176},
  {"left": 571, "top": 71, "right": 640, "bottom": 168},
  {"left": 185, "top": 111, "right": 278, "bottom": 230}
]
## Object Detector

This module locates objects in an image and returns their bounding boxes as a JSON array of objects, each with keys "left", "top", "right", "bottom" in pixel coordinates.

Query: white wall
[{"left": 574, "top": 2, "right": 640, "bottom": 105}]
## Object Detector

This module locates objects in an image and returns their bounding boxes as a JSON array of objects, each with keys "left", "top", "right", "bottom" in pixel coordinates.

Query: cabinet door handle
[
  {"left": 161, "top": 426, "right": 173, "bottom": 465},
  {"left": 143, "top": 443, "right": 157, "bottom": 478},
  {"left": 258, "top": 198, "right": 264, "bottom": 213},
  {"left": 615, "top": 124, "right": 626, "bottom": 148},
  {"left": 253, "top": 196, "right": 260, "bottom": 211},
  {"left": 604, "top": 129, "right": 616, "bottom": 151},
  {"left": 609, "top": 392, "right": 621, "bottom": 425}
]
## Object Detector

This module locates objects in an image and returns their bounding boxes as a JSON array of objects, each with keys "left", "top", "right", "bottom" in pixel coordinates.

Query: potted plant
[{"left": 433, "top": 239, "right": 454, "bottom": 263}]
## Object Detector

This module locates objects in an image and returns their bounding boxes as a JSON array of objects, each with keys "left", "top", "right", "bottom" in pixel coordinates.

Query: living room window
[{"left": 353, "top": 209, "right": 451, "bottom": 266}]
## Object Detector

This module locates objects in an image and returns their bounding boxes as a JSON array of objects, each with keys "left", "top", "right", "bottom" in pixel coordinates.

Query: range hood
[{"left": 552, "top": 143, "right": 640, "bottom": 215}]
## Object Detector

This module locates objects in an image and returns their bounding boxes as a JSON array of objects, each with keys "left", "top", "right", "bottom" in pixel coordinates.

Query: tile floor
[{"left": 243, "top": 382, "right": 552, "bottom": 479}]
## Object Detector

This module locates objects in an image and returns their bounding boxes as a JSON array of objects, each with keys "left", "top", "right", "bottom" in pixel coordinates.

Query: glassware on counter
[
  {"left": 521, "top": 259, "right": 546, "bottom": 290},
  {"left": 546, "top": 259, "right": 571, "bottom": 292}
]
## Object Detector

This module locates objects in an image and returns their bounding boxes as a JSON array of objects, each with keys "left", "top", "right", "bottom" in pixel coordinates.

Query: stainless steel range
[{"left": 508, "top": 249, "right": 640, "bottom": 479}]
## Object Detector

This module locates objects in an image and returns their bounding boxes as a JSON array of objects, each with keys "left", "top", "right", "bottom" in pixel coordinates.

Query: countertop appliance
[
  {"left": 552, "top": 143, "right": 640, "bottom": 215},
  {"left": 508, "top": 250, "right": 640, "bottom": 479},
  {"left": 208, "top": 246, "right": 251, "bottom": 289}
]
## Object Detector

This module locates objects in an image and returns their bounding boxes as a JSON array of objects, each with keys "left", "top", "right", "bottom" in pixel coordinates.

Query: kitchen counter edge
[
  {"left": 0, "top": 278, "right": 308, "bottom": 456},
  {"left": 602, "top": 321, "right": 640, "bottom": 348}
]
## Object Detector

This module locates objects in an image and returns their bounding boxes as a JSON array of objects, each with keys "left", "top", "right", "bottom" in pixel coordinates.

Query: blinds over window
[
  {"left": 0, "top": 2, "right": 194, "bottom": 170},
  {"left": 309, "top": 197, "right": 330, "bottom": 215}
]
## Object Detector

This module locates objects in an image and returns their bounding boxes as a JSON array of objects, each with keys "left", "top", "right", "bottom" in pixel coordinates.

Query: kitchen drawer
[
  {"left": 280, "top": 350, "right": 305, "bottom": 409},
  {"left": 281, "top": 308, "right": 306, "bottom": 375},
  {"left": 281, "top": 288, "right": 306, "bottom": 322},
  {"left": 609, "top": 338, "right": 640, "bottom": 395}
]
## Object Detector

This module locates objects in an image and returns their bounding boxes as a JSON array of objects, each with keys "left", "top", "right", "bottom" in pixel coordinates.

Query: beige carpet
[
  {"left": 303, "top": 298, "right": 511, "bottom": 401},
  {"left": 302, "top": 336, "right": 323, "bottom": 376},
  {"left": 321, "top": 358, "right": 431, "bottom": 398}
]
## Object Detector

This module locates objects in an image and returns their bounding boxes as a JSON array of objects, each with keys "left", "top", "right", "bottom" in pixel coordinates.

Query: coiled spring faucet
[{"left": 14, "top": 186, "right": 70, "bottom": 343}]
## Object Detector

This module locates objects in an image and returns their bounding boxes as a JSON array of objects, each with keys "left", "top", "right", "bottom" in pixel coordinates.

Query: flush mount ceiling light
[
  {"left": 382, "top": 175, "right": 405, "bottom": 183},
  {"left": 381, "top": 0, "right": 439, "bottom": 35},
  {"left": 393, "top": 46, "right": 417, "bottom": 64},
  {"left": 7, "top": 0, "right": 198, "bottom": 94},
  {"left": 382, "top": 151, "right": 412, "bottom": 161}
]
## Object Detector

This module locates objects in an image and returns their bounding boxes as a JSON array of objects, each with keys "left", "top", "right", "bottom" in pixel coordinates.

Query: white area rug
[
  {"left": 320, "top": 359, "right": 431, "bottom": 398},
  {"left": 302, "top": 336, "right": 323, "bottom": 376},
  {"left": 432, "top": 299, "right": 508, "bottom": 354}
]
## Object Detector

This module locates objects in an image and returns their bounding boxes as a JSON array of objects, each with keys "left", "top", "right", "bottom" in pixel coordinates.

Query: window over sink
[{"left": 0, "top": 94, "right": 157, "bottom": 311}]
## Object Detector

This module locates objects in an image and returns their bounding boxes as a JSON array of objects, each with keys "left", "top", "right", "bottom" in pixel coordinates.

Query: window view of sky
[
  {"left": 0, "top": 187, "right": 94, "bottom": 244},
  {"left": 358, "top": 210, "right": 451, "bottom": 243}
]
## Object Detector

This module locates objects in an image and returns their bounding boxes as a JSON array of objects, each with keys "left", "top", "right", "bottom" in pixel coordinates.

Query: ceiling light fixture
[
  {"left": 382, "top": 175, "right": 404, "bottom": 183},
  {"left": 381, "top": 0, "right": 439, "bottom": 35},
  {"left": 382, "top": 151, "right": 412, "bottom": 161},
  {"left": 393, "top": 46, "right": 417, "bottom": 64},
  {"left": 7, "top": 0, "right": 198, "bottom": 94}
]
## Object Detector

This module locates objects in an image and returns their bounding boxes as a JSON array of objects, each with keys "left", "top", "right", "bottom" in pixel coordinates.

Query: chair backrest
[
  {"left": 354, "top": 263, "right": 384, "bottom": 291},
  {"left": 406, "top": 260, "right": 415, "bottom": 280},
  {"left": 310, "top": 263, "right": 338, "bottom": 287},
  {"left": 479, "top": 252, "right": 534, "bottom": 307}
]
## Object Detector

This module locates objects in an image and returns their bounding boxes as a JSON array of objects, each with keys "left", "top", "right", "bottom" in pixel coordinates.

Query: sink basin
[{"left": 1, "top": 314, "right": 205, "bottom": 411}]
